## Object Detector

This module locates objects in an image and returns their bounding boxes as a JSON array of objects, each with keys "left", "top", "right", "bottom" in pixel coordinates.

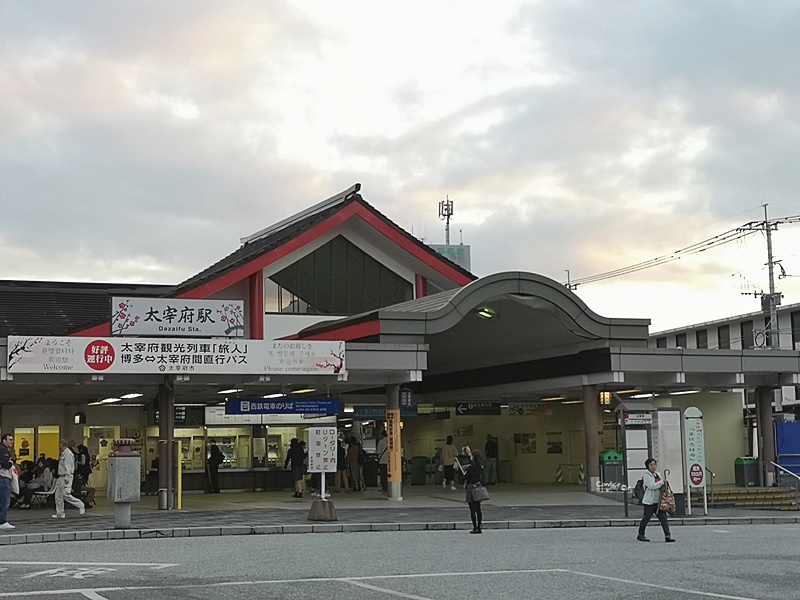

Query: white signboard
[
  {"left": 308, "top": 427, "right": 337, "bottom": 473},
  {"left": 111, "top": 298, "right": 245, "bottom": 337},
  {"left": 684, "top": 407, "right": 706, "bottom": 488},
  {"left": 654, "top": 410, "right": 685, "bottom": 495},
  {"left": 7, "top": 336, "right": 346, "bottom": 376},
  {"left": 204, "top": 407, "right": 337, "bottom": 426},
  {"left": 623, "top": 412, "right": 653, "bottom": 426}
]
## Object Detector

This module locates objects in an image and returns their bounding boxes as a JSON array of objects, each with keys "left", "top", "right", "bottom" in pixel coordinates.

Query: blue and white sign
[{"left": 226, "top": 398, "right": 340, "bottom": 415}]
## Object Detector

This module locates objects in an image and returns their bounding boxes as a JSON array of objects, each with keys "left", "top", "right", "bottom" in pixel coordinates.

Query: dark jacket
[
  {"left": 207, "top": 445, "right": 224, "bottom": 467},
  {"left": 0, "top": 445, "right": 12, "bottom": 478},
  {"left": 464, "top": 462, "right": 483, "bottom": 485},
  {"left": 285, "top": 445, "right": 305, "bottom": 470}
]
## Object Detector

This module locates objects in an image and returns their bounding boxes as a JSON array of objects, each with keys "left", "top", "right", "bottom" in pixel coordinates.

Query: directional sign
[
  {"left": 351, "top": 405, "right": 418, "bottom": 420},
  {"left": 455, "top": 403, "right": 501, "bottom": 416},
  {"left": 226, "top": 398, "right": 340, "bottom": 415}
]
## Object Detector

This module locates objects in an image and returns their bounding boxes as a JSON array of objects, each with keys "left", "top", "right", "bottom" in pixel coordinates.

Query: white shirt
[
  {"left": 58, "top": 448, "right": 76, "bottom": 477},
  {"left": 376, "top": 437, "right": 388, "bottom": 465}
]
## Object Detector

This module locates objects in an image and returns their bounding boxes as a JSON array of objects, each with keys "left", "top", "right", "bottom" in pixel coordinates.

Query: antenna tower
[{"left": 438, "top": 196, "right": 454, "bottom": 245}]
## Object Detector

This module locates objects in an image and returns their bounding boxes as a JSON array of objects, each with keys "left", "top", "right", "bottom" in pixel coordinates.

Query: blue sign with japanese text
[
  {"left": 226, "top": 398, "right": 340, "bottom": 415},
  {"left": 352, "top": 405, "right": 418, "bottom": 420}
]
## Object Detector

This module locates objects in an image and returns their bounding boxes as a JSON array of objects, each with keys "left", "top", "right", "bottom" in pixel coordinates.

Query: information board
[{"left": 308, "top": 427, "right": 338, "bottom": 473}]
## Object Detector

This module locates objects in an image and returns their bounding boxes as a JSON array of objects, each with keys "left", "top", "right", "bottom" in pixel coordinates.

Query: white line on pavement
[
  {"left": 345, "top": 579, "right": 436, "bottom": 600},
  {"left": 0, "top": 561, "right": 179, "bottom": 568},
  {"left": 567, "top": 570, "right": 761, "bottom": 600},
  {"left": 79, "top": 592, "right": 109, "bottom": 600}
]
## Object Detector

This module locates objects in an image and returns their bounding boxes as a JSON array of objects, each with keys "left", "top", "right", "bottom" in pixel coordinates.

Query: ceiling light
[
  {"left": 290, "top": 388, "right": 316, "bottom": 394},
  {"left": 670, "top": 390, "right": 700, "bottom": 395},
  {"left": 616, "top": 389, "right": 641, "bottom": 394},
  {"left": 630, "top": 393, "right": 655, "bottom": 399},
  {"left": 500, "top": 404, "right": 509, "bottom": 408},
  {"left": 121, "top": 393, "right": 144, "bottom": 399},
  {"left": 100, "top": 397, "right": 121, "bottom": 404},
  {"left": 344, "top": 423, "right": 352, "bottom": 428},
  {"left": 87, "top": 401, "right": 103, "bottom": 406},
  {"left": 344, "top": 407, "right": 354, "bottom": 413},
  {"left": 262, "top": 393, "right": 285, "bottom": 399},
  {"left": 175, "top": 403, "right": 207, "bottom": 407},
  {"left": 604, "top": 409, "right": 611, "bottom": 413},
  {"left": 541, "top": 396, "right": 566, "bottom": 401},
  {"left": 562, "top": 400, "right": 583, "bottom": 405},
  {"left": 218, "top": 388, "right": 242, "bottom": 395},
  {"left": 474, "top": 307, "right": 497, "bottom": 320}
]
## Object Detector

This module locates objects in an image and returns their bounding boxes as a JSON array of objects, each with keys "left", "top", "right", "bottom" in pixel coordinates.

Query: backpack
[{"left": 632, "top": 478, "right": 645, "bottom": 504}]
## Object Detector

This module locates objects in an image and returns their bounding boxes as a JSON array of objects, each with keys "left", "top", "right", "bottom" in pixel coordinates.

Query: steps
[{"left": 690, "top": 486, "right": 798, "bottom": 510}]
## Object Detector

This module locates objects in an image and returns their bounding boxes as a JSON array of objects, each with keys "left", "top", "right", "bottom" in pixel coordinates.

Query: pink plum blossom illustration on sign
[
  {"left": 7, "top": 337, "right": 42, "bottom": 369},
  {"left": 217, "top": 303, "right": 245, "bottom": 336},
  {"left": 315, "top": 348, "right": 344, "bottom": 373},
  {"left": 111, "top": 299, "right": 140, "bottom": 335}
]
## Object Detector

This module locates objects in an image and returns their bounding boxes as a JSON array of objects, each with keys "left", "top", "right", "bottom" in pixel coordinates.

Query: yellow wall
[
  {"left": 401, "top": 404, "right": 587, "bottom": 484},
  {"left": 657, "top": 392, "right": 746, "bottom": 485},
  {"left": 37, "top": 426, "right": 60, "bottom": 461}
]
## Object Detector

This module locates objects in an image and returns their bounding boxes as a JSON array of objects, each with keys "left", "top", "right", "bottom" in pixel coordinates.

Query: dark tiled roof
[
  {"left": 0, "top": 280, "right": 173, "bottom": 336},
  {"left": 174, "top": 189, "right": 476, "bottom": 296}
]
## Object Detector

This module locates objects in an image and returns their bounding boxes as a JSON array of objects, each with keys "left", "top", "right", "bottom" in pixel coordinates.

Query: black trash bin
[
  {"left": 734, "top": 457, "right": 759, "bottom": 487},
  {"left": 362, "top": 457, "right": 378, "bottom": 488}
]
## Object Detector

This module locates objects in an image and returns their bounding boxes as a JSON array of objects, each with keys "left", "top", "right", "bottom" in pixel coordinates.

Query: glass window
[
  {"left": 676, "top": 333, "right": 687, "bottom": 348},
  {"left": 740, "top": 320, "right": 754, "bottom": 349},
  {"left": 656, "top": 337, "right": 667, "bottom": 348},
  {"left": 717, "top": 325, "right": 730, "bottom": 349},
  {"left": 695, "top": 329, "right": 708, "bottom": 349},
  {"left": 265, "top": 235, "right": 412, "bottom": 315},
  {"left": 791, "top": 311, "right": 800, "bottom": 350}
]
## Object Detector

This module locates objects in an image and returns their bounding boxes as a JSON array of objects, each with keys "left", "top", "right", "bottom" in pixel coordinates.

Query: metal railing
[
  {"left": 705, "top": 466, "right": 716, "bottom": 501},
  {"left": 770, "top": 461, "right": 800, "bottom": 507}
]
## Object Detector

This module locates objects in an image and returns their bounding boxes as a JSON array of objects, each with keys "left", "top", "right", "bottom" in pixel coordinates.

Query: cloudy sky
[{"left": 3, "top": 1, "right": 800, "bottom": 332}]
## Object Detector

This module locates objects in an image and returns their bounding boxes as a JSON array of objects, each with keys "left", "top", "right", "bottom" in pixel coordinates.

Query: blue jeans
[
  {"left": 0, "top": 477, "right": 10, "bottom": 524},
  {"left": 639, "top": 503, "right": 670, "bottom": 537}
]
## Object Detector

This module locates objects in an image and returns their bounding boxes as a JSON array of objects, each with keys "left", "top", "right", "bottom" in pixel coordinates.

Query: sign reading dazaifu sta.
[{"left": 6, "top": 336, "right": 346, "bottom": 376}]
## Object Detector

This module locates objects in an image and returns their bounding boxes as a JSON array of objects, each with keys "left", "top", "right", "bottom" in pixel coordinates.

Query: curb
[{"left": 0, "top": 516, "right": 798, "bottom": 546}]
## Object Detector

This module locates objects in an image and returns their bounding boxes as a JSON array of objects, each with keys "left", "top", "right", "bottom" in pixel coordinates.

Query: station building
[{"left": 2, "top": 184, "right": 798, "bottom": 502}]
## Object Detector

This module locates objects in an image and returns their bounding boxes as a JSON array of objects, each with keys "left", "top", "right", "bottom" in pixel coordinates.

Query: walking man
[
  {"left": 0, "top": 433, "right": 15, "bottom": 530},
  {"left": 376, "top": 430, "right": 388, "bottom": 493},
  {"left": 484, "top": 434, "right": 498, "bottom": 485},
  {"left": 206, "top": 439, "right": 224, "bottom": 493},
  {"left": 53, "top": 439, "right": 85, "bottom": 519}
]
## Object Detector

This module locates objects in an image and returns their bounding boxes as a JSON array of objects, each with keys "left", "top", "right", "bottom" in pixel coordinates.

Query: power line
[{"left": 565, "top": 214, "right": 800, "bottom": 288}]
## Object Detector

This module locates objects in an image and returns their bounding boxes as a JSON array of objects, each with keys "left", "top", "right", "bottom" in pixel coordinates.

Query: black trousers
[
  {"left": 639, "top": 503, "right": 670, "bottom": 536},
  {"left": 207, "top": 464, "right": 220, "bottom": 492},
  {"left": 379, "top": 464, "right": 387, "bottom": 491},
  {"left": 468, "top": 500, "right": 483, "bottom": 530}
]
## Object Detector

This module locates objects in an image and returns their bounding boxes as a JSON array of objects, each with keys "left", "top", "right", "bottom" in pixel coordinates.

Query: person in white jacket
[
  {"left": 53, "top": 439, "right": 85, "bottom": 519},
  {"left": 637, "top": 458, "right": 675, "bottom": 543}
]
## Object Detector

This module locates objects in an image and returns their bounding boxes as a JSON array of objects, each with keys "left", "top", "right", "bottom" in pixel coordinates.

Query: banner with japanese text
[{"left": 6, "top": 336, "right": 345, "bottom": 376}]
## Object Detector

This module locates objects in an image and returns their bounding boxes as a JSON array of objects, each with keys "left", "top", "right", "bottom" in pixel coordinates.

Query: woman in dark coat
[{"left": 461, "top": 446, "right": 486, "bottom": 534}]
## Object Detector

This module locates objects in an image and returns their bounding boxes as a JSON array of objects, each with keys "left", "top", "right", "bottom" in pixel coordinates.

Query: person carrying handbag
[
  {"left": 459, "top": 446, "right": 489, "bottom": 534},
  {"left": 637, "top": 458, "right": 676, "bottom": 543}
]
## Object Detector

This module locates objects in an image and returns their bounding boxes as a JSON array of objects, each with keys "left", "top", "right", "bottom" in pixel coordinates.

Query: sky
[{"left": 3, "top": 1, "right": 800, "bottom": 333}]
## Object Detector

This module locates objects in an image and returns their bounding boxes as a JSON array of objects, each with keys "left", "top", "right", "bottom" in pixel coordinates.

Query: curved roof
[{"left": 297, "top": 271, "right": 650, "bottom": 350}]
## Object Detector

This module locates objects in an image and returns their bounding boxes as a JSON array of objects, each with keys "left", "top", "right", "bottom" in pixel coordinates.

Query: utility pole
[
  {"left": 763, "top": 204, "right": 779, "bottom": 349},
  {"left": 737, "top": 204, "right": 798, "bottom": 349},
  {"left": 438, "top": 197, "right": 454, "bottom": 245}
]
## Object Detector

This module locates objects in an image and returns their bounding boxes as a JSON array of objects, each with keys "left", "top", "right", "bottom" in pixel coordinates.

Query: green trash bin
[
  {"left": 734, "top": 457, "right": 759, "bottom": 487},
  {"left": 599, "top": 450, "right": 624, "bottom": 485}
]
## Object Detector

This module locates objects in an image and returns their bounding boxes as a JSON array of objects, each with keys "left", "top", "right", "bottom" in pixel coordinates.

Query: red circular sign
[
  {"left": 689, "top": 463, "right": 704, "bottom": 486},
  {"left": 84, "top": 340, "right": 115, "bottom": 371}
]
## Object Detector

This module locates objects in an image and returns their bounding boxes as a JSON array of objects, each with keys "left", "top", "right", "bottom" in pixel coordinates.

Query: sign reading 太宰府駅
[
  {"left": 6, "top": 336, "right": 346, "bottom": 376},
  {"left": 308, "top": 427, "right": 338, "bottom": 473},
  {"left": 684, "top": 406, "right": 706, "bottom": 488},
  {"left": 111, "top": 298, "right": 245, "bottom": 337}
]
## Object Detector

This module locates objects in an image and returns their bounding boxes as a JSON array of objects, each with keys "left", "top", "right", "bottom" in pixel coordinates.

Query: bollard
[{"left": 107, "top": 439, "right": 142, "bottom": 529}]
